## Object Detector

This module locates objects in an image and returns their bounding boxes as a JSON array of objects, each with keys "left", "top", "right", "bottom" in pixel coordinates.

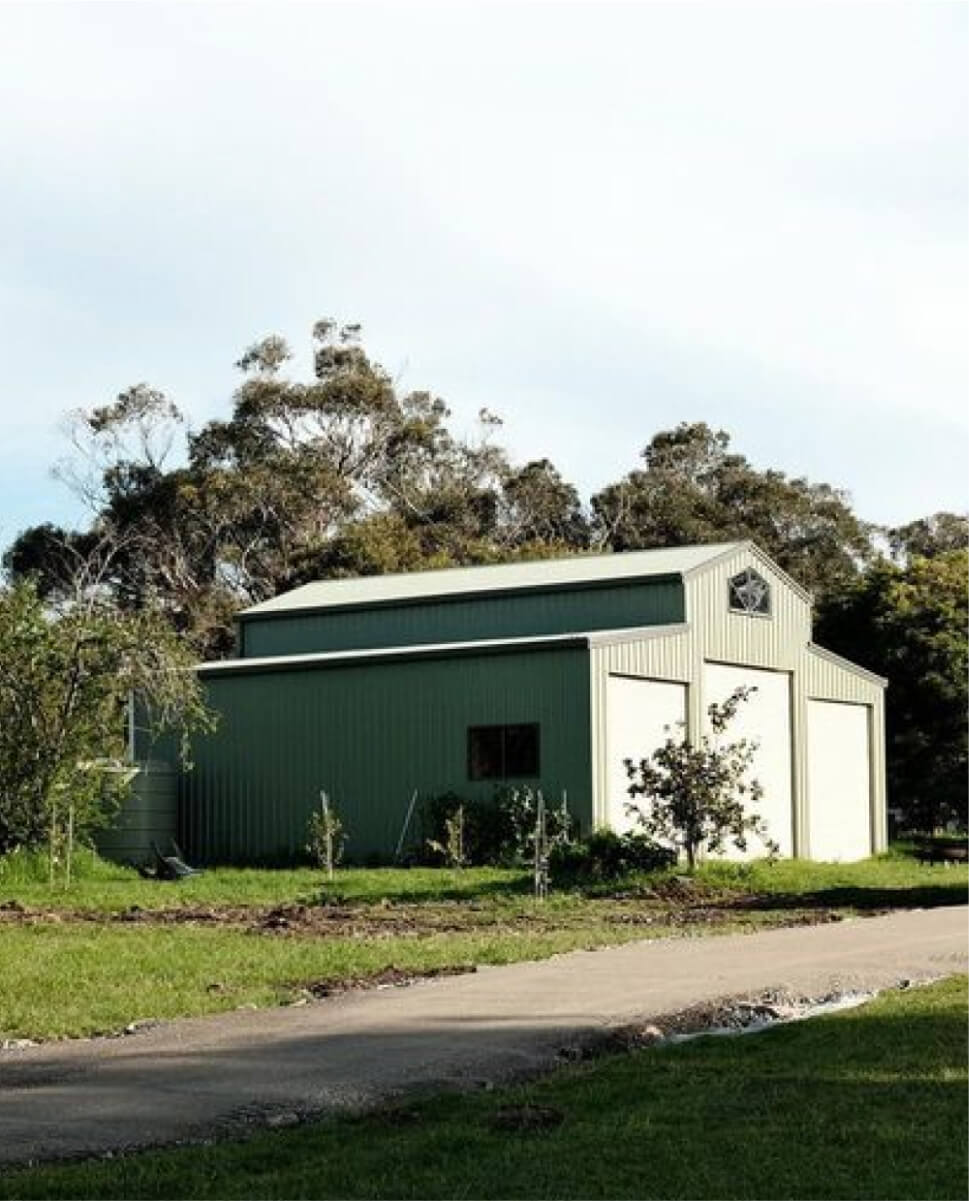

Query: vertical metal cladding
[
  {"left": 587, "top": 548, "right": 887, "bottom": 857},
  {"left": 684, "top": 546, "right": 812, "bottom": 674},
  {"left": 170, "top": 543, "right": 888, "bottom": 865},
  {"left": 684, "top": 546, "right": 814, "bottom": 854},
  {"left": 241, "top": 579, "right": 685, "bottom": 657},
  {"left": 589, "top": 546, "right": 813, "bottom": 830},
  {"left": 181, "top": 646, "right": 593, "bottom": 863}
]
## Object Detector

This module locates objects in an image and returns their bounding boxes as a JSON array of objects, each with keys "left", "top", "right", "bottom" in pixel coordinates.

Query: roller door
[
  {"left": 807, "top": 699, "right": 872, "bottom": 861},
  {"left": 702, "top": 662, "right": 794, "bottom": 858},
  {"left": 606, "top": 675, "right": 687, "bottom": 833}
]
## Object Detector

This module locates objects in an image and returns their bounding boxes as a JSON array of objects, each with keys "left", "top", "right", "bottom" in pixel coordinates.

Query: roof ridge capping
[{"left": 240, "top": 541, "right": 746, "bottom": 617}]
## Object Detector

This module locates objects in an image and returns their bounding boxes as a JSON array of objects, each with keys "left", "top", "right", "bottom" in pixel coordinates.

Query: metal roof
[
  {"left": 240, "top": 542, "right": 743, "bottom": 617},
  {"left": 806, "top": 643, "right": 888, "bottom": 688}
]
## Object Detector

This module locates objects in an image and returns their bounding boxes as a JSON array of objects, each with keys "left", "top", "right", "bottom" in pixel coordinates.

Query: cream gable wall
[{"left": 589, "top": 543, "right": 887, "bottom": 857}]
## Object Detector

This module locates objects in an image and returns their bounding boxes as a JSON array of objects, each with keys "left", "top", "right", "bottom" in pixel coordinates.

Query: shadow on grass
[
  {"left": 728, "top": 882, "right": 968, "bottom": 914},
  {"left": 307, "top": 873, "right": 969, "bottom": 912}
]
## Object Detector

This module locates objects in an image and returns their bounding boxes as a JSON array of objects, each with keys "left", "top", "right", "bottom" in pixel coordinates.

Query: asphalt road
[{"left": 1, "top": 906, "right": 966, "bottom": 1165}]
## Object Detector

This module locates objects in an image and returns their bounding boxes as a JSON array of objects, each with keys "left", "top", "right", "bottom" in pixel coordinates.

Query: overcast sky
[{"left": 0, "top": 1, "right": 966, "bottom": 549}]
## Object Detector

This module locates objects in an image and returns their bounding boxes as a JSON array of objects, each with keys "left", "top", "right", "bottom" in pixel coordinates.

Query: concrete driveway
[{"left": 1, "top": 905, "right": 966, "bottom": 1165}]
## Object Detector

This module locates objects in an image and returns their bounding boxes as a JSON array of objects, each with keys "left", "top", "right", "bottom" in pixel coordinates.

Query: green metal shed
[{"left": 154, "top": 542, "right": 887, "bottom": 863}]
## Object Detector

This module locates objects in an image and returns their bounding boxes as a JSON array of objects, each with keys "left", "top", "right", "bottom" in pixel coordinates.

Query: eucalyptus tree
[{"left": 592, "top": 422, "right": 874, "bottom": 600}]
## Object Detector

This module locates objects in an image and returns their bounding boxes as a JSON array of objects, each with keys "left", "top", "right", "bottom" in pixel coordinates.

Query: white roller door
[
  {"left": 807, "top": 700, "right": 872, "bottom": 862},
  {"left": 606, "top": 675, "right": 687, "bottom": 834},
  {"left": 702, "top": 662, "right": 794, "bottom": 858}
]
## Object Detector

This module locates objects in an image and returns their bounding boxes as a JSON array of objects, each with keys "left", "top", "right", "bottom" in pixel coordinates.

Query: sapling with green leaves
[
  {"left": 624, "top": 686, "right": 778, "bottom": 870},
  {"left": 427, "top": 804, "right": 468, "bottom": 870},
  {"left": 306, "top": 790, "right": 345, "bottom": 881}
]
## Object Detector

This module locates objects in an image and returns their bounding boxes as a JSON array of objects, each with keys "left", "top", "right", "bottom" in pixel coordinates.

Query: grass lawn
[
  {"left": 0, "top": 850, "right": 965, "bottom": 1040},
  {"left": 2, "top": 975, "right": 965, "bottom": 1200}
]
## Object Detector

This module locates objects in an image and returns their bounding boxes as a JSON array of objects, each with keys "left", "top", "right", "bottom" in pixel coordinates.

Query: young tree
[
  {"left": 0, "top": 576, "right": 212, "bottom": 854},
  {"left": 306, "top": 790, "right": 345, "bottom": 881},
  {"left": 624, "top": 687, "right": 777, "bottom": 869}
]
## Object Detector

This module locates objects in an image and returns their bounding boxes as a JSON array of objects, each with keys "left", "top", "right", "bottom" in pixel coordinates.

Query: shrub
[
  {"left": 549, "top": 828, "right": 675, "bottom": 882},
  {"left": 418, "top": 786, "right": 575, "bottom": 867},
  {"left": 418, "top": 792, "right": 505, "bottom": 865},
  {"left": 426, "top": 805, "right": 469, "bottom": 869},
  {"left": 494, "top": 785, "right": 574, "bottom": 862}
]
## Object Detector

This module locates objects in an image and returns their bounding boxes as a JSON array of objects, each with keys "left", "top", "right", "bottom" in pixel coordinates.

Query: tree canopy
[
  {"left": 3, "top": 318, "right": 966, "bottom": 832},
  {"left": 816, "top": 549, "right": 968, "bottom": 830},
  {"left": 591, "top": 422, "right": 873, "bottom": 600}
]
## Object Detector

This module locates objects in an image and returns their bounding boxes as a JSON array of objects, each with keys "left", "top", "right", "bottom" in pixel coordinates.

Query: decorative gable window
[{"left": 728, "top": 567, "right": 771, "bottom": 616}]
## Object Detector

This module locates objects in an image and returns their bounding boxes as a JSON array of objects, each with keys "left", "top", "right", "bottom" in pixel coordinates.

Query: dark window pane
[
  {"left": 468, "top": 726, "right": 504, "bottom": 780},
  {"left": 504, "top": 724, "right": 540, "bottom": 777}
]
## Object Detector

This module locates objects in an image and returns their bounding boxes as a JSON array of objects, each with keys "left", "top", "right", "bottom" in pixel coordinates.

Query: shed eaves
[{"left": 240, "top": 542, "right": 743, "bottom": 617}]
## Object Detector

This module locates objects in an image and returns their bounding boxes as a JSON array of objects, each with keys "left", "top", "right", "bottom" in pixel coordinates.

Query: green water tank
[{"left": 96, "top": 762, "right": 178, "bottom": 865}]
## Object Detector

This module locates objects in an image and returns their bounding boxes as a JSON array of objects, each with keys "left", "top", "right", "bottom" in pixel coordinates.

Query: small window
[
  {"left": 729, "top": 567, "right": 771, "bottom": 615},
  {"left": 468, "top": 724, "right": 540, "bottom": 780}
]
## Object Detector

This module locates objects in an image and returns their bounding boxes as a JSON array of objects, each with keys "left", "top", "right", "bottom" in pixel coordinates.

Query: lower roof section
[
  {"left": 195, "top": 624, "right": 884, "bottom": 691},
  {"left": 197, "top": 624, "right": 690, "bottom": 678},
  {"left": 806, "top": 642, "right": 888, "bottom": 688}
]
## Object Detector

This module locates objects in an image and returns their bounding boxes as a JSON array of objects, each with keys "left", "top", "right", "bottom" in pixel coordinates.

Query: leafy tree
[
  {"left": 816, "top": 548, "right": 968, "bottom": 830},
  {"left": 592, "top": 422, "right": 873, "bottom": 600},
  {"left": 498, "top": 459, "right": 588, "bottom": 552},
  {"left": 2, "top": 523, "right": 100, "bottom": 600},
  {"left": 886, "top": 511, "right": 968, "bottom": 565},
  {"left": 0, "top": 575, "right": 212, "bottom": 854},
  {"left": 7, "top": 322, "right": 588, "bottom": 655},
  {"left": 624, "top": 687, "right": 777, "bottom": 869}
]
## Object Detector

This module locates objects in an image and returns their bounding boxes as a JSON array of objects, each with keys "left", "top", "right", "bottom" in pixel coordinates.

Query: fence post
[
  {"left": 65, "top": 803, "right": 75, "bottom": 889},
  {"left": 534, "top": 789, "right": 548, "bottom": 901},
  {"left": 49, "top": 796, "right": 57, "bottom": 889}
]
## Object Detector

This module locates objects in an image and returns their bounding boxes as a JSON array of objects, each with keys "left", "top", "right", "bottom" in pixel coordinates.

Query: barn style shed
[{"left": 164, "top": 542, "right": 886, "bottom": 864}]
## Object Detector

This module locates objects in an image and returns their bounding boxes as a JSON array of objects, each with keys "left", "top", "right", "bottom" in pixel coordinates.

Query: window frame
[
  {"left": 467, "top": 722, "right": 541, "bottom": 781},
  {"left": 727, "top": 567, "right": 772, "bottom": 617}
]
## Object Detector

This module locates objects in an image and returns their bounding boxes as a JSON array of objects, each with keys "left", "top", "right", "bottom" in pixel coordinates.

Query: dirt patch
[
  {"left": 562, "top": 986, "right": 879, "bottom": 1062},
  {"left": 0, "top": 893, "right": 865, "bottom": 940},
  {"left": 299, "top": 963, "right": 475, "bottom": 999}
]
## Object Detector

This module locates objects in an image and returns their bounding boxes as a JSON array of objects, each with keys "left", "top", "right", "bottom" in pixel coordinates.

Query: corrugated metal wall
[
  {"left": 685, "top": 546, "right": 812, "bottom": 674},
  {"left": 588, "top": 548, "right": 887, "bottom": 856},
  {"left": 241, "top": 578, "right": 684, "bottom": 657},
  {"left": 683, "top": 546, "right": 815, "bottom": 852},
  {"left": 181, "top": 646, "right": 593, "bottom": 862}
]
